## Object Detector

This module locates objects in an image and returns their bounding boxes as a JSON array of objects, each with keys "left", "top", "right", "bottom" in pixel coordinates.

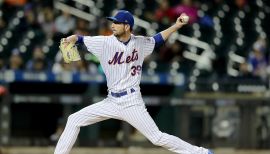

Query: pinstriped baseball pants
[{"left": 54, "top": 92, "right": 208, "bottom": 154}]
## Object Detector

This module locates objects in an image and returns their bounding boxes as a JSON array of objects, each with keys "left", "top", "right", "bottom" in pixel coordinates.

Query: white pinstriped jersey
[{"left": 83, "top": 34, "right": 155, "bottom": 92}]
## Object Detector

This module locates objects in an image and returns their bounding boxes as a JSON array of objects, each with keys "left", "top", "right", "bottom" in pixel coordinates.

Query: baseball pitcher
[{"left": 56, "top": 10, "right": 213, "bottom": 154}]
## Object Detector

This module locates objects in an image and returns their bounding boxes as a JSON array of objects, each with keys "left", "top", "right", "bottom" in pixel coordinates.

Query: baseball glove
[{"left": 59, "top": 38, "right": 81, "bottom": 63}]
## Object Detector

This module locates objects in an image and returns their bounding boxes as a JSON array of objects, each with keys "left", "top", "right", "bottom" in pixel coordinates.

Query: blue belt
[{"left": 111, "top": 88, "right": 135, "bottom": 98}]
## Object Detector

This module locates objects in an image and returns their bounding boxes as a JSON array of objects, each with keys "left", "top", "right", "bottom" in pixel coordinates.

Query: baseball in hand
[{"left": 181, "top": 15, "right": 189, "bottom": 24}]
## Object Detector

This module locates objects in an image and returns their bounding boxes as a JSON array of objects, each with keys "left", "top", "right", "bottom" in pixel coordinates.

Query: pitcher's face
[{"left": 111, "top": 22, "right": 130, "bottom": 37}]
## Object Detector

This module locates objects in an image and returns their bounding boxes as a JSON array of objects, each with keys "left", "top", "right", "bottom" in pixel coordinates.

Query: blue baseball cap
[{"left": 106, "top": 10, "right": 134, "bottom": 29}]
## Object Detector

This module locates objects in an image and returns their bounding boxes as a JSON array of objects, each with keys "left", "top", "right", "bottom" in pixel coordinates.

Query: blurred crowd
[
  {"left": 0, "top": 0, "right": 269, "bottom": 81},
  {"left": 239, "top": 37, "right": 269, "bottom": 80},
  {"left": 0, "top": 0, "right": 103, "bottom": 75}
]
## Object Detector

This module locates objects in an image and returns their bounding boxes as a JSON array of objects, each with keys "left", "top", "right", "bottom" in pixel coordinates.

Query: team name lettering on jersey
[{"left": 108, "top": 49, "right": 138, "bottom": 65}]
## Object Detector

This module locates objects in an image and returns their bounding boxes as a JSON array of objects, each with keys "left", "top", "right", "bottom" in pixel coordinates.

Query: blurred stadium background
[{"left": 0, "top": 0, "right": 270, "bottom": 154}]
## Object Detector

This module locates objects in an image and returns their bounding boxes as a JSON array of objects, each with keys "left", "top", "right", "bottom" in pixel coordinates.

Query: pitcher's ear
[{"left": 125, "top": 24, "right": 130, "bottom": 31}]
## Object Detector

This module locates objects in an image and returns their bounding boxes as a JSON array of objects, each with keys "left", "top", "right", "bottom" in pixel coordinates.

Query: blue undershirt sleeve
[
  {"left": 153, "top": 33, "right": 165, "bottom": 48},
  {"left": 76, "top": 35, "right": 84, "bottom": 44}
]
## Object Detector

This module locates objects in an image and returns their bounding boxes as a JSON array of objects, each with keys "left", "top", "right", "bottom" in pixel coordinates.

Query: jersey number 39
[{"left": 131, "top": 65, "right": 142, "bottom": 76}]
